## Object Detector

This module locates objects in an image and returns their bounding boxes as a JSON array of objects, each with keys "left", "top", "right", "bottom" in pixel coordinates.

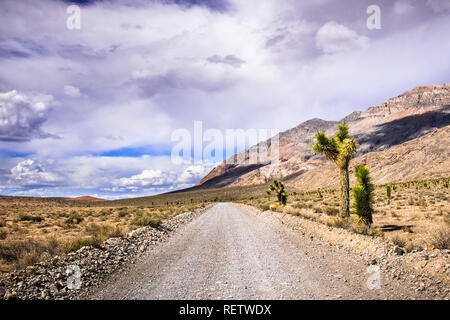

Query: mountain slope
[
  {"left": 196, "top": 84, "right": 450, "bottom": 189},
  {"left": 289, "top": 124, "right": 450, "bottom": 190}
]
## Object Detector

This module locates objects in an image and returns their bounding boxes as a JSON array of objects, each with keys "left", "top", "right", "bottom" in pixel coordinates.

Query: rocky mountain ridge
[{"left": 196, "top": 84, "right": 450, "bottom": 189}]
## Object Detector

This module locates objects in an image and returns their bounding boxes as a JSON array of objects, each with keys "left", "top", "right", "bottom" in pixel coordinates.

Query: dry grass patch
[
  {"left": 0, "top": 237, "right": 61, "bottom": 271},
  {"left": 0, "top": 195, "right": 208, "bottom": 273}
]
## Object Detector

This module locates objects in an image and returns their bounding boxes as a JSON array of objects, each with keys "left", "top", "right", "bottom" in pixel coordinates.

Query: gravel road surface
[{"left": 90, "top": 203, "right": 425, "bottom": 299}]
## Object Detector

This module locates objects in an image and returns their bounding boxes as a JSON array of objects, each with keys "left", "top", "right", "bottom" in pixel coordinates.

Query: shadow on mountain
[
  {"left": 355, "top": 107, "right": 450, "bottom": 155},
  {"left": 170, "top": 163, "right": 268, "bottom": 193}
]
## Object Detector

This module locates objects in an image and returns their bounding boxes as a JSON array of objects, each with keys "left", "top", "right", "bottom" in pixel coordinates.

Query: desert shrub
[
  {"left": 427, "top": 224, "right": 449, "bottom": 249},
  {"left": 65, "top": 223, "right": 124, "bottom": 253},
  {"left": 390, "top": 234, "right": 407, "bottom": 247},
  {"left": 324, "top": 216, "right": 351, "bottom": 229},
  {"left": 99, "top": 208, "right": 113, "bottom": 216},
  {"left": 64, "top": 236, "right": 102, "bottom": 253},
  {"left": 352, "top": 166, "right": 374, "bottom": 225},
  {"left": 313, "top": 206, "right": 323, "bottom": 214},
  {"left": 65, "top": 211, "right": 83, "bottom": 224},
  {"left": 0, "top": 237, "right": 61, "bottom": 270},
  {"left": 132, "top": 211, "right": 161, "bottom": 228},
  {"left": 18, "top": 213, "right": 43, "bottom": 223},
  {"left": 0, "top": 228, "right": 7, "bottom": 240},
  {"left": 324, "top": 206, "right": 339, "bottom": 216},
  {"left": 259, "top": 203, "right": 270, "bottom": 211},
  {"left": 282, "top": 205, "right": 299, "bottom": 216},
  {"left": 293, "top": 202, "right": 303, "bottom": 209},
  {"left": 118, "top": 208, "right": 128, "bottom": 217},
  {"left": 298, "top": 210, "right": 317, "bottom": 220},
  {"left": 349, "top": 223, "right": 381, "bottom": 236}
]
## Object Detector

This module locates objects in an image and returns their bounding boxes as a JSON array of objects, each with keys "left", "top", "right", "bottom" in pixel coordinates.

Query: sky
[{"left": 0, "top": 0, "right": 449, "bottom": 199}]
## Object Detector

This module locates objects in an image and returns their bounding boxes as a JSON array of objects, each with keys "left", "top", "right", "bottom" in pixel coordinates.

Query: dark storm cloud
[
  {"left": 0, "top": 90, "right": 58, "bottom": 142},
  {"left": 161, "top": 0, "right": 230, "bottom": 12},
  {"left": 60, "top": 0, "right": 230, "bottom": 11}
]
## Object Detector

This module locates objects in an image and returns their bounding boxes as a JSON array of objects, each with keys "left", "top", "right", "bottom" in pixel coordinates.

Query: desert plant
[
  {"left": 0, "top": 237, "right": 61, "bottom": 270},
  {"left": 386, "top": 184, "right": 392, "bottom": 203},
  {"left": 265, "top": 189, "right": 271, "bottom": 201},
  {"left": 312, "top": 123, "right": 358, "bottom": 217},
  {"left": 268, "top": 180, "right": 288, "bottom": 205},
  {"left": 352, "top": 166, "right": 374, "bottom": 225},
  {"left": 427, "top": 223, "right": 449, "bottom": 249},
  {"left": 18, "top": 213, "right": 43, "bottom": 223},
  {"left": 0, "top": 228, "right": 7, "bottom": 240},
  {"left": 131, "top": 211, "right": 161, "bottom": 228},
  {"left": 324, "top": 206, "right": 339, "bottom": 216},
  {"left": 65, "top": 211, "right": 83, "bottom": 225}
]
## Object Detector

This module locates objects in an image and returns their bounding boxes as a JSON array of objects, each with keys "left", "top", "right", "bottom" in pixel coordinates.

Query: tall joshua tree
[{"left": 312, "top": 123, "right": 358, "bottom": 217}]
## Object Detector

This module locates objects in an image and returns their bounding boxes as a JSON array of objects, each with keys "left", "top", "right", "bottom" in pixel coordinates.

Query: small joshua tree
[
  {"left": 352, "top": 166, "right": 374, "bottom": 225},
  {"left": 386, "top": 184, "right": 392, "bottom": 204},
  {"left": 266, "top": 189, "right": 271, "bottom": 201},
  {"left": 269, "top": 179, "right": 288, "bottom": 205},
  {"left": 312, "top": 123, "right": 358, "bottom": 217}
]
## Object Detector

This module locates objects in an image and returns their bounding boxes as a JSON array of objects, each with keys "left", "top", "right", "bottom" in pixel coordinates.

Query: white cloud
[
  {"left": 111, "top": 163, "right": 214, "bottom": 191},
  {"left": 178, "top": 164, "right": 213, "bottom": 183},
  {"left": 315, "top": 21, "right": 370, "bottom": 54},
  {"left": 1, "top": 154, "right": 216, "bottom": 196},
  {"left": 113, "top": 169, "right": 176, "bottom": 188},
  {"left": 63, "top": 85, "right": 82, "bottom": 97},
  {"left": 9, "top": 159, "right": 63, "bottom": 186},
  {"left": 0, "top": 90, "right": 56, "bottom": 141}
]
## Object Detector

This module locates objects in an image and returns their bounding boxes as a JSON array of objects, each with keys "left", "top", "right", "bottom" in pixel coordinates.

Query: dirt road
[{"left": 90, "top": 203, "right": 424, "bottom": 299}]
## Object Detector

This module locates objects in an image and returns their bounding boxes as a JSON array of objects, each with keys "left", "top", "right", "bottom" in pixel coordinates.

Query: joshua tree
[
  {"left": 352, "top": 166, "right": 374, "bottom": 225},
  {"left": 269, "top": 179, "right": 288, "bottom": 205},
  {"left": 386, "top": 184, "right": 392, "bottom": 203},
  {"left": 312, "top": 123, "right": 358, "bottom": 217},
  {"left": 266, "top": 189, "right": 271, "bottom": 201}
]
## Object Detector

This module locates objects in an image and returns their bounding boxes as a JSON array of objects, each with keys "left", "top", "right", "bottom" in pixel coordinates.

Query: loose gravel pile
[{"left": 0, "top": 206, "right": 209, "bottom": 300}]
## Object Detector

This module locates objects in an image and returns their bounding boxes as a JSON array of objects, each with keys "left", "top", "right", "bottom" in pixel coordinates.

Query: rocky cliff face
[{"left": 196, "top": 84, "right": 450, "bottom": 189}]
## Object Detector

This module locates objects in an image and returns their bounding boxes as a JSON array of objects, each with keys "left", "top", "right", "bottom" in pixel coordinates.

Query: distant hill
[
  {"left": 71, "top": 196, "right": 105, "bottom": 201},
  {"left": 196, "top": 84, "right": 450, "bottom": 189}
]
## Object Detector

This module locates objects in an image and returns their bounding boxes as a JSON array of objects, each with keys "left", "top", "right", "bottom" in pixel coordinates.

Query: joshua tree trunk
[{"left": 339, "top": 164, "right": 350, "bottom": 217}]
